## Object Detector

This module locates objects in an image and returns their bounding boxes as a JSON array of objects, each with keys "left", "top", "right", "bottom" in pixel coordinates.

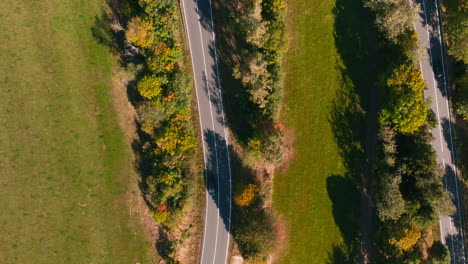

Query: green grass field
[
  {"left": 273, "top": 0, "right": 379, "bottom": 262},
  {"left": 0, "top": 1, "right": 156, "bottom": 263}
]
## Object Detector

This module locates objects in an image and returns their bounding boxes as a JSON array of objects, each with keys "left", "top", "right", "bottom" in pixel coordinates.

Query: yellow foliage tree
[
  {"left": 154, "top": 113, "right": 195, "bottom": 156},
  {"left": 137, "top": 75, "right": 162, "bottom": 100},
  {"left": 380, "top": 63, "right": 428, "bottom": 134},
  {"left": 126, "top": 17, "right": 155, "bottom": 48},
  {"left": 389, "top": 227, "right": 421, "bottom": 252},
  {"left": 234, "top": 184, "right": 258, "bottom": 207},
  {"left": 147, "top": 43, "right": 181, "bottom": 73}
]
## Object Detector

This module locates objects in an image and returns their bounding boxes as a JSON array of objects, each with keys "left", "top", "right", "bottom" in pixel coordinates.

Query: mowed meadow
[
  {"left": 274, "top": 0, "right": 379, "bottom": 262},
  {"left": 0, "top": 1, "right": 156, "bottom": 263}
]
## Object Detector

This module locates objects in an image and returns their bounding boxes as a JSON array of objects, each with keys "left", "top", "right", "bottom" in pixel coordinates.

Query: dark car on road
[
  {"left": 434, "top": 61, "right": 442, "bottom": 78},
  {"left": 207, "top": 180, "right": 216, "bottom": 196}
]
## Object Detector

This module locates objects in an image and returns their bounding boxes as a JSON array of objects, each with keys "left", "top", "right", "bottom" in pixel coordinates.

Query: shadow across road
[
  {"left": 417, "top": 0, "right": 448, "bottom": 97},
  {"left": 203, "top": 129, "right": 274, "bottom": 260}
]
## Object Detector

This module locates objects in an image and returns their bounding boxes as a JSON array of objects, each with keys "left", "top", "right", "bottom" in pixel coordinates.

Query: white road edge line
[
  {"left": 180, "top": 1, "right": 221, "bottom": 263},
  {"left": 434, "top": 0, "right": 466, "bottom": 257},
  {"left": 412, "top": 0, "right": 458, "bottom": 260},
  {"left": 420, "top": 0, "right": 466, "bottom": 261},
  {"left": 421, "top": 0, "right": 444, "bottom": 153},
  {"left": 206, "top": 0, "right": 233, "bottom": 263},
  {"left": 193, "top": 4, "right": 223, "bottom": 264}
]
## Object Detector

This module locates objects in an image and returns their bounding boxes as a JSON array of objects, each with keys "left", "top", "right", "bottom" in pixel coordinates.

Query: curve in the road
[{"left": 180, "top": 0, "right": 232, "bottom": 263}]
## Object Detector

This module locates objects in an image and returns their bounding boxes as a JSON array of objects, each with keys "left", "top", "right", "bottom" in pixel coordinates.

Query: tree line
[
  {"left": 366, "top": 0, "right": 455, "bottom": 262},
  {"left": 227, "top": 0, "right": 288, "bottom": 168},
  {"left": 122, "top": 0, "right": 197, "bottom": 262}
]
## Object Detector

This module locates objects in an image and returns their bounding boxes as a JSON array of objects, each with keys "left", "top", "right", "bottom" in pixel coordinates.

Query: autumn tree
[
  {"left": 365, "top": 0, "right": 421, "bottom": 41},
  {"left": 136, "top": 101, "right": 165, "bottom": 134},
  {"left": 379, "top": 126, "right": 397, "bottom": 166},
  {"left": 262, "top": 132, "right": 285, "bottom": 164},
  {"left": 126, "top": 16, "right": 155, "bottom": 48},
  {"left": 147, "top": 43, "right": 181, "bottom": 74},
  {"left": 389, "top": 226, "right": 421, "bottom": 253},
  {"left": 137, "top": 75, "right": 162, "bottom": 100},
  {"left": 154, "top": 113, "right": 195, "bottom": 157},
  {"left": 380, "top": 63, "right": 429, "bottom": 134},
  {"left": 234, "top": 184, "right": 259, "bottom": 207}
]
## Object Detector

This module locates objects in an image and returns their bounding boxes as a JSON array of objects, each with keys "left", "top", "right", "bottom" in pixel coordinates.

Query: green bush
[
  {"left": 137, "top": 75, "right": 162, "bottom": 100},
  {"left": 425, "top": 241, "right": 451, "bottom": 264},
  {"left": 380, "top": 63, "right": 429, "bottom": 134}
]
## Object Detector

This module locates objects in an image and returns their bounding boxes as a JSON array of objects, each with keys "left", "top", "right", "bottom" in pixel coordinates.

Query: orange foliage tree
[
  {"left": 126, "top": 16, "right": 155, "bottom": 48},
  {"left": 389, "top": 226, "right": 421, "bottom": 253},
  {"left": 137, "top": 75, "right": 162, "bottom": 100},
  {"left": 234, "top": 184, "right": 259, "bottom": 207},
  {"left": 154, "top": 113, "right": 195, "bottom": 157}
]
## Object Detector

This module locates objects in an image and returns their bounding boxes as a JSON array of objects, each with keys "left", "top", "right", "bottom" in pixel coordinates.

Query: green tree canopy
[
  {"left": 380, "top": 63, "right": 429, "bottom": 134},
  {"left": 137, "top": 75, "right": 162, "bottom": 100},
  {"left": 365, "top": 0, "right": 421, "bottom": 41},
  {"left": 233, "top": 52, "right": 272, "bottom": 108},
  {"left": 445, "top": 0, "right": 468, "bottom": 63},
  {"left": 126, "top": 16, "right": 155, "bottom": 48},
  {"left": 376, "top": 172, "right": 406, "bottom": 221}
]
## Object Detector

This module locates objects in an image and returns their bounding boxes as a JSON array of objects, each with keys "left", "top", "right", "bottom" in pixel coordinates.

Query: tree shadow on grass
[
  {"left": 90, "top": 0, "right": 145, "bottom": 66},
  {"left": 328, "top": 0, "right": 385, "bottom": 262},
  {"left": 327, "top": 175, "right": 360, "bottom": 254},
  {"left": 90, "top": 1, "right": 183, "bottom": 262}
]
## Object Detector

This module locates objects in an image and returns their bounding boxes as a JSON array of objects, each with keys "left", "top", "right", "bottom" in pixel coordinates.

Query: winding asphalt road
[
  {"left": 180, "top": 0, "right": 232, "bottom": 263},
  {"left": 412, "top": 0, "right": 466, "bottom": 262}
]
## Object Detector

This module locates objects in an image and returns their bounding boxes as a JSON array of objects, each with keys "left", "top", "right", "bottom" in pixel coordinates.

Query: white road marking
[
  {"left": 181, "top": 0, "right": 232, "bottom": 263},
  {"left": 439, "top": 212, "right": 445, "bottom": 243},
  {"left": 193, "top": 6, "right": 223, "bottom": 263},
  {"left": 180, "top": 2, "right": 210, "bottom": 263},
  {"left": 421, "top": 0, "right": 444, "bottom": 153},
  {"left": 434, "top": 0, "right": 457, "bottom": 164},
  {"left": 205, "top": 0, "right": 234, "bottom": 263},
  {"left": 420, "top": 0, "right": 466, "bottom": 260},
  {"left": 180, "top": 1, "right": 222, "bottom": 263},
  {"left": 432, "top": 0, "right": 466, "bottom": 257}
]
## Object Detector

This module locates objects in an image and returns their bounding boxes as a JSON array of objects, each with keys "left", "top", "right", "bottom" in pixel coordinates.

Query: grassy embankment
[
  {"left": 273, "top": 0, "right": 381, "bottom": 262},
  {"left": 0, "top": 1, "right": 157, "bottom": 263}
]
